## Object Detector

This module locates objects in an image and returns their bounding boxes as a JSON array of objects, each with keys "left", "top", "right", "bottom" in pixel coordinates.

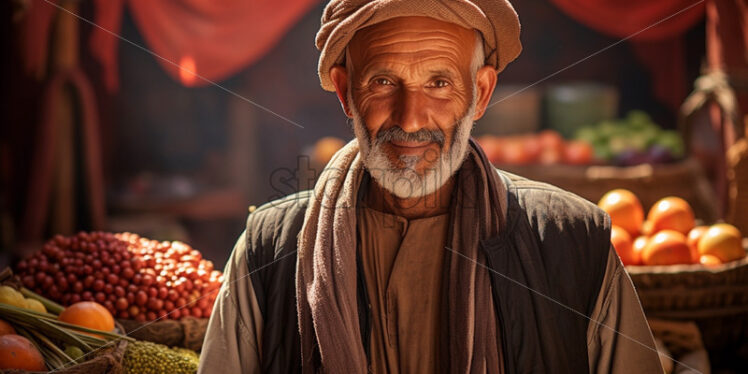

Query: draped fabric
[
  {"left": 548, "top": 0, "right": 705, "bottom": 41},
  {"left": 549, "top": 0, "right": 706, "bottom": 112},
  {"left": 23, "top": 0, "right": 319, "bottom": 91}
]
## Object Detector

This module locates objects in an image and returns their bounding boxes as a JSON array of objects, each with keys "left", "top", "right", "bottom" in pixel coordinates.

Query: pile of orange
[
  {"left": 58, "top": 301, "right": 115, "bottom": 337},
  {"left": 0, "top": 319, "right": 45, "bottom": 371},
  {"left": 598, "top": 189, "right": 746, "bottom": 266}
]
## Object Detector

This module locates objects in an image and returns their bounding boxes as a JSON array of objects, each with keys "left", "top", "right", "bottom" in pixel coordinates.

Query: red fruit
[
  {"left": 147, "top": 299, "right": 163, "bottom": 311},
  {"left": 122, "top": 268, "right": 134, "bottom": 279},
  {"left": 116, "top": 298, "right": 128, "bottom": 311},
  {"left": 0, "top": 334, "right": 46, "bottom": 371},
  {"left": 128, "top": 305, "right": 140, "bottom": 317},
  {"left": 135, "top": 291, "right": 148, "bottom": 306},
  {"left": 563, "top": 141, "right": 594, "bottom": 165},
  {"left": 191, "top": 307, "right": 202, "bottom": 318}
]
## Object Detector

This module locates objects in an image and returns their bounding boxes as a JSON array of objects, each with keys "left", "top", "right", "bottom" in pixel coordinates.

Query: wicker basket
[
  {"left": 116, "top": 317, "right": 208, "bottom": 352},
  {"left": 649, "top": 318, "right": 711, "bottom": 374},
  {"left": 0, "top": 339, "right": 128, "bottom": 374},
  {"left": 628, "top": 252, "right": 748, "bottom": 367}
]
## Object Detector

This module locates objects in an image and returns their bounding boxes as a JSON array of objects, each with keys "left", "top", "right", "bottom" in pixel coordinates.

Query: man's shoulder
[
  {"left": 247, "top": 191, "right": 312, "bottom": 231},
  {"left": 497, "top": 169, "right": 611, "bottom": 235},
  {"left": 242, "top": 190, "right": 311, "bottom": 260}
]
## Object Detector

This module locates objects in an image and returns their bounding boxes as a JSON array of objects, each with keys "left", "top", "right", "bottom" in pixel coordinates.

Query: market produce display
[
  {"left": 598, "top": 189, "right": 746, "bottom": 266},
  {"left": 14, "top": 231, "right": 223, "bottom": 321},
  {"left": 123, "top": 340, "right": 199, "bottom": 374},
  {"left": 0, "top": 268, "right": 202, "bottom": 373},
  {"left": 574, "top": 110, "right": 685, "bottom": 166},
  {"left": 0, "top": 284, "right": 48, "bottom": 314},
  {"left": 477, "top": 129, "right": 595, "bottom": 165},
  {"left": 0, "top": 277, "right": 130, "bottom": 371},
  {"left": 0, "top": 333, "right": 46, "bottom": 371}
]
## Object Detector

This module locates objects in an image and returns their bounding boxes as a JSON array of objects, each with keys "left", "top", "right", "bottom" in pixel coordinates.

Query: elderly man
[{"left": 200, "top": 0, "right": 662, "bottom": 373}]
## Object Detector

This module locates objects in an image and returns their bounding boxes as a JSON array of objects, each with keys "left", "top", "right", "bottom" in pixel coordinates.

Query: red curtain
[
  {"left": 548, "top": 0, "right": 705, "bottom": 41},
  {"left": 548, "top": 0, "right": 706, "bottom": 112},
  {"left": 24, "top": 0, "right": 319, "bottom": 91}
]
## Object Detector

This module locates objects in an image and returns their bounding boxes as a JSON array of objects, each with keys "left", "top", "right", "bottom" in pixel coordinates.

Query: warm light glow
[{"left": 179, "top": 56, "right": 197, "bottom": 86}]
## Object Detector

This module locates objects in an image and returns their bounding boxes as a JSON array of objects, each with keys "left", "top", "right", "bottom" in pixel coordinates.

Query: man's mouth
[{"left": 388, "top": 140, "right": 435, "bottom": 155}]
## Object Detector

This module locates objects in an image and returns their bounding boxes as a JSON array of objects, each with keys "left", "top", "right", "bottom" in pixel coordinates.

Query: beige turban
[{"left": 315, "top": 0, "right": 522, "bottom": 91}]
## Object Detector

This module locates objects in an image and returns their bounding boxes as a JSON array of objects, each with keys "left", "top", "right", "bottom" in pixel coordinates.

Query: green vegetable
[
  {"left": 64, "top": 345, "right": 85, "bottom": 361},
  {"left": 123, "top": 341, "right": 199, "bottom": 374}
]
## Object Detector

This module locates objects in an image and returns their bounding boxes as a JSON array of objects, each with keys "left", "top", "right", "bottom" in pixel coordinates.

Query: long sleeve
[
  {"left": 198, "top": 231, "right": 263, "bottom": 374},
  {"left": 587, "top": 246, "right": 663, "bottom": 373}
]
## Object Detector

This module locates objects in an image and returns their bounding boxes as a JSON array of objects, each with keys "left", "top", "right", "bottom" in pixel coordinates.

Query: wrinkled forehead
[{"left": 347, "top": 16, "right": 478, "bottom": 75}]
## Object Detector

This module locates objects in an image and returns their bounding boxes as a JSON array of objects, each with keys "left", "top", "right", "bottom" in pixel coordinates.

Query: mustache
[{"left": 374, "top": 126, "right": 445, "bottom": 147}]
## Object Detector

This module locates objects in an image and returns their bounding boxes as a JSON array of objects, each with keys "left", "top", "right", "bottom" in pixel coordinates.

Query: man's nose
[{"left": 394, "top": 89, "right": 429, "bottom": 133}]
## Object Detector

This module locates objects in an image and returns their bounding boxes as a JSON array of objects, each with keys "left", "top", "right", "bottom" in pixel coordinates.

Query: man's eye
[
  {"left": 431, "top": 79, "right": 450, "bottom": 88},
  {"left": 374, "top": 78, "right": 393, "bottom": 86}
]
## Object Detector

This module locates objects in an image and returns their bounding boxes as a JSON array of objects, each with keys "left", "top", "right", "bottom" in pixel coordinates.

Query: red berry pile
[{"left": 15, "top": 232, "right": 222, "bottom": 322}]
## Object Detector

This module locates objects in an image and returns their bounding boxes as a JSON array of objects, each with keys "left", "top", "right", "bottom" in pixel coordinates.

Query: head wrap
[{"left": 316, "top": 0, "right": 522, "bottom": 91}]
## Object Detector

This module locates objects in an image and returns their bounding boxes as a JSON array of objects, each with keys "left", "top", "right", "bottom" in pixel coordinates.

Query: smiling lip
[
  {"left": 388, "top": 140, "right": 435, "bottom": 156},
  {"left": 389, "top": 140, "right": 432, "bottom": 148}
]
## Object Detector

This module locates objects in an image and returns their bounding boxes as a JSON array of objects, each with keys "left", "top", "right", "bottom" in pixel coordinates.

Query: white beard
[{"left": 349, "top": 94, "right": 477, "bottom": 199}]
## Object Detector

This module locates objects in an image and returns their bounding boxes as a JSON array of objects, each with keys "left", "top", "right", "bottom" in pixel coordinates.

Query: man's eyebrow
[
  {"left": 361, "top": 67, "right": 397, "bottom": 80},
  {"left": 429, "top": 69, "right": 457, "bottom": 79}
]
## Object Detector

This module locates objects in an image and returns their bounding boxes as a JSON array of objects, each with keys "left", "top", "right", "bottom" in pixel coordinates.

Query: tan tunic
[
  {"left": 357, "top": 206, "right": 449, "bottom": 374},
  {"left": 199, "top": 216, "right": 662, "bottom": 374}
]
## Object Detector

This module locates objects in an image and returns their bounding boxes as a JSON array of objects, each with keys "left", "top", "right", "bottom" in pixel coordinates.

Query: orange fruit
[
  {"left": 563, "top": 141, "right": 594, "bottom": 165},
  {"left": 647, "top": 197, "right": 695, "bottom": 235},
  {"left": 0, "top": 319, "right": 15, "bottom": 336},
  {"left": 632, "top": 236, "right": 649, "bottom": 265},
  {"left": 642, "top": 230, "right": 693, "bottom": 265},
  {"left": 697, "top": 223, "right": 745, "bottom": 263},
  {"left": 313, "top": 137, "right": 345, "bottom": 165},
  {"left": 611, "top": 225, "right": 639, "bottom": 266},
  {"left": 501, "top": 137, "right": 534, "bottom": 165},
  {"left": 0, "top": 334, "right": 46, "bottom": 371},
  {"left": 641, "top": 220, "right": 654, "bottom": 236},
  {"left": 58, "top": 301, "right": 114, "bottom": 336},
  {"left": 687, "top": 226, "right": 709, "bottom": 263},
  {"left": 598, "top": 189, "right": 644, "bottom": 237},
  {"left": 538, "top": 130, "right": 564, "bottom": 165},
  {"left": 522, "top": 135, "right": 542, "bottom": 163},
  {"left": 538, "top": 130, "right": 564, "bottom": 153},
  {"left": 699, "top": 254, "right": 722, "bottom": 266},
  {"left": 477, "top": 136, "right": 502, "bottom": 164}
]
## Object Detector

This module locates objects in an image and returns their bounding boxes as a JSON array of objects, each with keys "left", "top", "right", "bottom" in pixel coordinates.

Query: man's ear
[
  {"left": 472, "top": 65, "right": 498, "bottom": 121},
  {"left": 330, "top": 65, "right": 352, "bottom": 118}
]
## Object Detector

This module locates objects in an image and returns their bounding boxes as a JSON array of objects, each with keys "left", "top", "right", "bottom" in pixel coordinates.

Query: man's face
[{"left": 343, "top": 16, "right": 481, "bottom": 199}]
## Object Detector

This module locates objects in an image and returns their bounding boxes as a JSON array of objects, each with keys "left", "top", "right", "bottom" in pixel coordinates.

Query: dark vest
[{"left": 245, "top": 171, "right": 610, "bottom": 373}]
